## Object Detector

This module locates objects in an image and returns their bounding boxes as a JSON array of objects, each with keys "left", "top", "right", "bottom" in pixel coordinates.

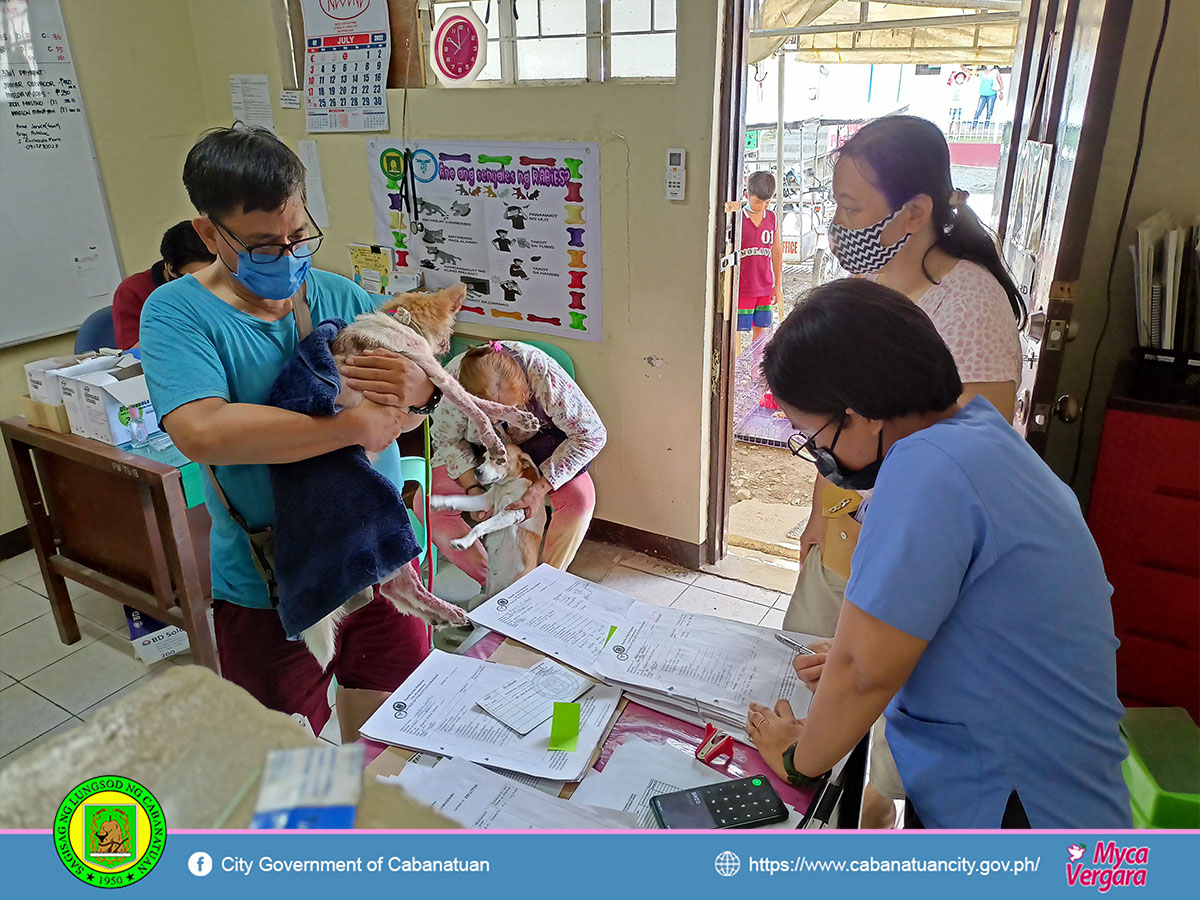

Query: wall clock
[{"left": 432, "top": 6, "right": 487, "bottom": 87}]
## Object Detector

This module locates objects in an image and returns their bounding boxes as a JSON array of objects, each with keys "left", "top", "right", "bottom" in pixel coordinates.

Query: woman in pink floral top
[
  {"left": 429, "top": 341, "right": 606, "bottom": 585},
  {"left": 782, "top": 115, "right": 1025, "bottom": 829}
]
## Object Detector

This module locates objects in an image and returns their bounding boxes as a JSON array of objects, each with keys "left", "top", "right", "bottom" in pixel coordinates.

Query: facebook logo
[{"left": 188, "top": 852, "right": 213, "bottom": 877}]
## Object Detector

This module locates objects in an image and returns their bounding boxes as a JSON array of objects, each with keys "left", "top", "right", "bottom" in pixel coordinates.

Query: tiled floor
[
  {"left": 0, "top": 540, "right": 793, "bottom": 763},
  {"left": 0, "top": 551, "right": 188, "bottom": 767}
]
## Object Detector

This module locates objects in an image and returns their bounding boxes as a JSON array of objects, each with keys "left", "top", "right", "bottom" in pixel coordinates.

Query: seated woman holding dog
[{"left": 429, "top": 341, "right": 606, "bottom": 585}]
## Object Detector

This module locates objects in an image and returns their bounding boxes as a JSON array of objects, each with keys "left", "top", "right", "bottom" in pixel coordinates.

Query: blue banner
[{"left": 1, "top": 830, "right": 1194, "bottom": 898}]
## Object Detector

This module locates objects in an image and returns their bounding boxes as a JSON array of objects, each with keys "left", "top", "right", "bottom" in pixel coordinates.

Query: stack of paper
[
  {"left": 382, "top": 757, "right": 636, "bottom": 830},
  {"left": 595, "top": 603, "right": 820, "bottom": 743},
  {"left": 1131, "top": 211, "right": 1200, "bottom": 352},
  {"left": 359, "top": 650, "right": 621, "bottom": 782},
  {"left": 468, "top": 564, "right": 635, "bottom": 677},
  {"left": 469, "top": 567, "right": 819, "bottom": 745}
]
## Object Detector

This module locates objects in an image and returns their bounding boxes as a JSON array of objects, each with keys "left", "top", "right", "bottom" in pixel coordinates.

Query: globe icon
[{"left": 714, "top": 850, "right": 741, "bottom": 877}]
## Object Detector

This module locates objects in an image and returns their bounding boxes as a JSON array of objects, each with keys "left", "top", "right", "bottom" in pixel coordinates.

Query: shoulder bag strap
[{"left": 292, "top": 281, "right": 313, "bottom": 339}]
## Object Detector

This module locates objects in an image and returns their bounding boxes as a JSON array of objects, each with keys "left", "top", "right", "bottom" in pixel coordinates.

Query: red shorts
[{"left": 212, "top": 589, "right": 430, "bottom": 737}]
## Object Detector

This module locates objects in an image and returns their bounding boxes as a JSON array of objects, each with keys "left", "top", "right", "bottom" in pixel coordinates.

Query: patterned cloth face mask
[{"left": 828, "top": 208, "right": 911, "bottom": 275}]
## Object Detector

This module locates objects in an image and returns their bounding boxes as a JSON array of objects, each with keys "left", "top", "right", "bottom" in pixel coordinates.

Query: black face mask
[{"left": 813, "top": 420, "right": 884, "bottom": 491}]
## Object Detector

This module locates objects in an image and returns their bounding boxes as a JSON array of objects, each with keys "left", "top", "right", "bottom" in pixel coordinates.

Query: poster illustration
[
  {"left": 299, "top": 0, "right": 390, "bottom": 133},
  {"left": 367, "top": 139, "right": 602, "bottom": 342},
  {"left": 347, "top": 243, "right": 395, "bottom": 294}
]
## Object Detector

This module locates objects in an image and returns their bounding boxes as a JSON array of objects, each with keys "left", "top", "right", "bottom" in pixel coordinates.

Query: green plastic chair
[
  {"left": 399, "top": 454, "right": 436, "bottom": 581},
  {"left": 446, "top": 335, "right": 576, "bottom": 381}
]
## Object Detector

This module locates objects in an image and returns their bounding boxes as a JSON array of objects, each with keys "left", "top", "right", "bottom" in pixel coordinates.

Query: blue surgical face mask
[{"left": 231, "top": 250, "right": 310, "bottom": 301}]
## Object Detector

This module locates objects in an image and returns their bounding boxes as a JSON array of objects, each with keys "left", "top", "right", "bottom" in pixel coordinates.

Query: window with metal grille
[{"left": 427, "top": 0, "right": 676, "bottom": 85}]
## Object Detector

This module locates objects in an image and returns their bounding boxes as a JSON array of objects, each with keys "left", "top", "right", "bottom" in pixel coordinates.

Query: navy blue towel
[{"left": 266, "top": 318, "right": 420, "bottom": 640}]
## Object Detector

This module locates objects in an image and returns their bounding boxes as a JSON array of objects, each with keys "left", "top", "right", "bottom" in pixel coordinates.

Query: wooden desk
[{"left": 1, "top": 416, "right": 216, "bottom": 671}]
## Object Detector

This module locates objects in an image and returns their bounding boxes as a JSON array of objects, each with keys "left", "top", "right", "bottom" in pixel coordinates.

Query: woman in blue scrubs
[{"left": 746, "top": 279, "right": 1131, "bottom": 829}]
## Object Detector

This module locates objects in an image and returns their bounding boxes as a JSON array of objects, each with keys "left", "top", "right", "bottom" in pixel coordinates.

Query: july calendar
[{"left": 299, "top": 0, "right": 390, "bottom": 133}]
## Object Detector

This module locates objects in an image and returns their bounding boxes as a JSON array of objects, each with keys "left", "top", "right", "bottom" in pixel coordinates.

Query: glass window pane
[
  {"left": 515, "top": 1, "right": 538, "bottom": 37},
  {"left": 479, "top": 41, "right": 501, "bottom": 81},
  {"left": 611, "top": 0, "right": 651, "bottom": 33},
  {"left": 653, "top": 0, "right": 676, "bottom": 31},
  {"left": 516, "top": 37, "right": 587, "bottom": 80},
  {"left": 610, "top": 32, "right": 675, "bottom": 78},
  {"left": 540, "top": 0, "right": 587, "bottom": 35}
]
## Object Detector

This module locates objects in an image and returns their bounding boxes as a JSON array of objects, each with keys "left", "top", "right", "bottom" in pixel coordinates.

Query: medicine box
[
  {"left": 23, "top": 353, "right": 102, "bottom": 405},
  {"left": 124, "top": 606, "right": 191, "bottom": 665},
  {"left": 75, "top": 363, "right": 161, "bottom": 446},
  {"left": 56, "top": 355, "right": 135, "bottom": 438}
]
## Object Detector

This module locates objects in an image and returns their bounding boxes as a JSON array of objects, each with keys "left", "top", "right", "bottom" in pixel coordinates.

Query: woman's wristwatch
[
  {"left": 782, "top": 742, "right": 830, "bottom": 788},
  {"left": 407, "top": 386, "right": 442, "bottom": 416},
  {"left": 465, "top": 484, "right": 486, "bottom": 495}
]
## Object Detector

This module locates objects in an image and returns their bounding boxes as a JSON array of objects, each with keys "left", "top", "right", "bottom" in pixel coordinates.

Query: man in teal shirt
[{"left": 141, "top": 126, "right": 439, "bottom": 741}]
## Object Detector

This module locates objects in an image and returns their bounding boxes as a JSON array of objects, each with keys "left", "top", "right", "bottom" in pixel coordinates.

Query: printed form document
[
  {"left": 359, "top": 650, "right": 621, "bottom": 781},
  {"left": 596, "top": 602, "right": 819, "bottom": 738},
  {"left": 382, "top": 757, "right": 636, "bottom": 830},
  {"left": 469, "top": 564, "right": 634, "bottom": 676}
]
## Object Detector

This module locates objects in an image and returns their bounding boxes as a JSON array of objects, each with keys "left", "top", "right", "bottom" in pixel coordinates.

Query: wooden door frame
[
  {"left": 997, "top": 0, "right": 1132, "bottom": 451},
  {"left": 704, "top": 0, "right": 750, "bottom": 566}
]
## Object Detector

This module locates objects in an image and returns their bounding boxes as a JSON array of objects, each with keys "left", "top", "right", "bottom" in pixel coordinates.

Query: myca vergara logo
[
  {"left": 1065, "top": 841, "right": 1149, "bottom": 892},
  {"left": 54, "top": 775, "right": 166, "bottom": 888}
]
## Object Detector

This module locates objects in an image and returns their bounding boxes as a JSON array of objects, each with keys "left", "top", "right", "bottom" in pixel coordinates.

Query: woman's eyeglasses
[
  {"left": 786, "top": 417, "right": 842, "bottom": 463},
  {"left": 211, "top": 208, "right": 324, "bottom": 264}
]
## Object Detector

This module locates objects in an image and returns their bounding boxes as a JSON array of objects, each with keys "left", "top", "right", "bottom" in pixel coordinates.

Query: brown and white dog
[
  {"left": 430, "top": 440, "right": 547, "bottom": 608},
  {"left": 299, "top": 284, "right": 540, "bottom": 667}
]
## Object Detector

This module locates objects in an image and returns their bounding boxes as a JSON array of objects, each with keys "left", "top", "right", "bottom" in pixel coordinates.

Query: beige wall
[
  {"left": 1043, "top": 0, "right": 1200, "bottom": 504},
  {"left": 2, "top": 0, "right": 722, "bottom": 545},
  {"left": 0, "top": 0, "right": 205, "bottom": 534}
]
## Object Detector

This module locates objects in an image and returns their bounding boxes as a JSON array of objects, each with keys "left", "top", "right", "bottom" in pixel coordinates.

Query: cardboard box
[
  {"left": 19, "top": 395, "right": 72, "bottom": 434},
  {"left": 24, "top": 353, "right": 104, "bottom": 405},
  {"left": 75, "top": 363, "right": 160, "bottom": 446},
  {"left": 54, "top": 355, "right": 132, "bottom": 438},
  {"left": 124, "top": 606, "right": 191, "bottom": 665}
]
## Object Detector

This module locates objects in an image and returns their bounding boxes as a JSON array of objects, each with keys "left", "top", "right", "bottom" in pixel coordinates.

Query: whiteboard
[{"left": 0, "top": 0, "right": 122, "bottom": 348}]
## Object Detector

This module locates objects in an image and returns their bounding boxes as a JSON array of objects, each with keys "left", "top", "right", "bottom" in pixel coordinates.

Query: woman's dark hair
[
  {"left": 763, "top": 278, "right": 963, "bottom": 420},
  {"left": 159, "top": 220, "right": 214, "bottom": 270},
  {"left": 182, "top": 125, "right": 306, "bottom": 218},
  {"left": 837, "top": 115, "right": 1026, "bottom": 324}
]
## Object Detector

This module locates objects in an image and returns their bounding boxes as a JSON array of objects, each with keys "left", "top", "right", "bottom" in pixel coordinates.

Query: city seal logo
[{"left": 54, "top": 775, "right": 165, "bottom": 888}]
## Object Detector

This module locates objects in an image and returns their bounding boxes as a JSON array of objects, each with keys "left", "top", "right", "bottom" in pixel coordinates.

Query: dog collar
[{"left": 387, "top": 305, "right": 424, "bottom": 337}]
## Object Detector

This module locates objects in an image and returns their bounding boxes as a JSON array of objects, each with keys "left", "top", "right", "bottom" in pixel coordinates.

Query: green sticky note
[
  {"left": 548, "top": 702, "right": 581, "bottom": 753},
  {"left": 604, "top": 625, "right": 617, "bottom": 647}
]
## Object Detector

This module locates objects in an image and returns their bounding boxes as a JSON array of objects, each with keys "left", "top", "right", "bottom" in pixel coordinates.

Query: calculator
[{"left": 650, "top": 776, "right": 788, "bottom": 829}]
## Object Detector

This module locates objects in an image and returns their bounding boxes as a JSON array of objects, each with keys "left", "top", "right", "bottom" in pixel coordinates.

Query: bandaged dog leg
[
  {"left": 430, "top": 493, "right": 492, "bottom": 513},
  {"left": 450, "top": 509, "right": 527, "bottom": 551}
]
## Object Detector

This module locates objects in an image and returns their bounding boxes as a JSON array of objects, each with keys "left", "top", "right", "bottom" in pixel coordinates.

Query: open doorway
[{"left": 715, "top": 1, "right": 1020, "bottom": 571}]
